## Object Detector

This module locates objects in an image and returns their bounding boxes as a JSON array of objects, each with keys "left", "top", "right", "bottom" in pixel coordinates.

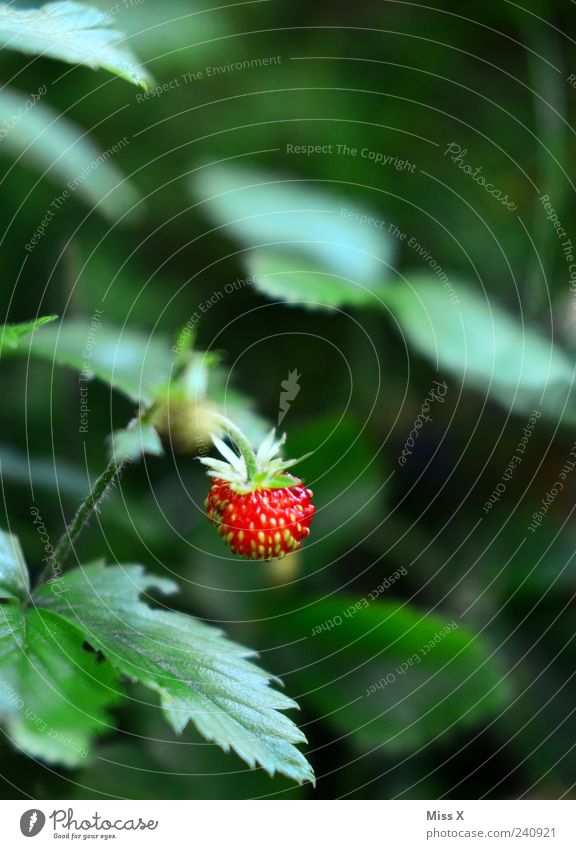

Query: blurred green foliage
[{"left": 1, "top": 0, "right": 576, "bottom": 800}]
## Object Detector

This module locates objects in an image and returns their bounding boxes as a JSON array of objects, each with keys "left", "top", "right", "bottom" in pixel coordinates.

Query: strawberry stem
[{"left": 212, "top": 414, "right": 258, "bottom": 481}]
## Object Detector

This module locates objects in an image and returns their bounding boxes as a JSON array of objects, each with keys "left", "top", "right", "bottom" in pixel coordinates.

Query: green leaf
[
  {"left": 0, "top": 604, "right": 120, "bottom": 766},
  {"left": 0, "top": 530, "right": 29, "bottom": 600},
  {"left": 6, "top": 319, "right": 269, "bottom": 446},
  {"left": 0, "top": 87, "right": 141, "bottom": 221},
  {"left": 90, "top": 0, "right": 228, "bottom": 73},
  {"left": 191, "top": 162, "right": 394, "bottom": 286},
  {"left": 276, "top": 597, "right": 507, "bottom": 753},
  {"left": 108, "top": 418, "right": 164, "bottom": 463},
  {"left": 247, "top": 250, "right": 387, "bottom": 310},
  {"left": 0, "top": 1, "right": 150, "bottom": 88},
  {"left": 386, "top": 277, "right": 576, "bottom": 421},
  {"left": 0, "top": 315, "right": 57, "bottom": 355},
  {"left": 9, "top": 319, "right": 174, "bottom": 405},
  {"left": 36, "top": 563, "right": 315, "bottom": 784}
]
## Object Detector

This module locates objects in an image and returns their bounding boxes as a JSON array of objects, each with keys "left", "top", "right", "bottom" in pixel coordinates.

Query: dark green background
[{"left": 2, "top": 0, "right": 576, "bottom": 799}]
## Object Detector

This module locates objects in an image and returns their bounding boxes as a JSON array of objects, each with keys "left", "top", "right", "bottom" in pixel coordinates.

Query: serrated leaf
[
  {"left": 191, "top": 162, "right": 394, "bottom": 285},
  {"left": 248, "top": 249, "right": 387, "bottom": 310},
  {"left": 0, "top": 530, "right": 29, "bottom": 600},
  {"left": 385, "top": 276, "right": 576, "bottom": 422},
  {"left": 278, "top": 597, "right": 507, "bottom": 753},
  {"left": 0, "top": 1, "right": 151, "bottom": 88},
  {"left": 0, "top": 604, "right": 120, "bottom": 766},
  {"left": 7, "top": 319, "right": 174, "bottom": 405},
  {"left": 35, "top": 563, "right": 315, "bottom": 784},
  {"left": 0, "top": 87, "right": 141, "bottom": 221},
  {"left": 108, "top": 418, "right": 164, "bottom": 463},
  {"left": 0, "top": 315, "right": 57, "bottom": 355}
]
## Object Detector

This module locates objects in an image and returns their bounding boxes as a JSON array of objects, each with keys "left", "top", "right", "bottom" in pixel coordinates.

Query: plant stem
[
  {"left": 38, "top": 458, "right": 125, "bottom": 585},
  {"left": 212, "top": 413, "right": 258, "bottom": 479}
]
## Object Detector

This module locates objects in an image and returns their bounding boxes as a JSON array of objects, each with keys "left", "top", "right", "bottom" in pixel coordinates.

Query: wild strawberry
[{"left": 201, "top": 422, "right": 314, "bottom": 560}]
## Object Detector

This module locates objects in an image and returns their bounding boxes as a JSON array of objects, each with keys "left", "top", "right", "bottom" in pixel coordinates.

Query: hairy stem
[{"left": 38, "top": 458, "right": 125, "bottom": 585}]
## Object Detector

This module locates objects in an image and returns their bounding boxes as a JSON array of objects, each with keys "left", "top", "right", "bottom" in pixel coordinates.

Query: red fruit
[
  {"left": 200, "top": 423, "right": 315, "bottom": 560},
  {"left": 206, "top": 478, "right": 314, "bottom": 559}
]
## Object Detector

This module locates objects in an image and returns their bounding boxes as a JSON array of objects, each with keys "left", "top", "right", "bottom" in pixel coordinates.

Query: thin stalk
[
  {"left": 35, "top": 381, "right": 179, "bottom": 589},
  {"left": 38, "top": 458, "right": 125, "bottom": 585}
]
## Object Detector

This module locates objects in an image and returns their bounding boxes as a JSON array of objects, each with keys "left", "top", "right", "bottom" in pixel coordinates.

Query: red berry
[
  {"left": 200, "top": 422, "right": 315, "bottom": 560},
  {"left": 206, "top": 478, "right": 314, "bottom": 560}
]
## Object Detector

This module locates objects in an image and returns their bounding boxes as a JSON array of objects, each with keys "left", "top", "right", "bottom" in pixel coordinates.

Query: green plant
[
  {"left": 203, "top": 424, "right": 315, "bottom": 559},
  {"left": 0, "top": 313, "right": 315, "bottom": 783},
  {"left": 0, "top": 1, "right": 149, "bottom": 220},
  {"left": 4, "top": 0, "right": 575, "bottom": 802},
  {"left": 0, "top": 3, "right": 316, "bottom": 786}
]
